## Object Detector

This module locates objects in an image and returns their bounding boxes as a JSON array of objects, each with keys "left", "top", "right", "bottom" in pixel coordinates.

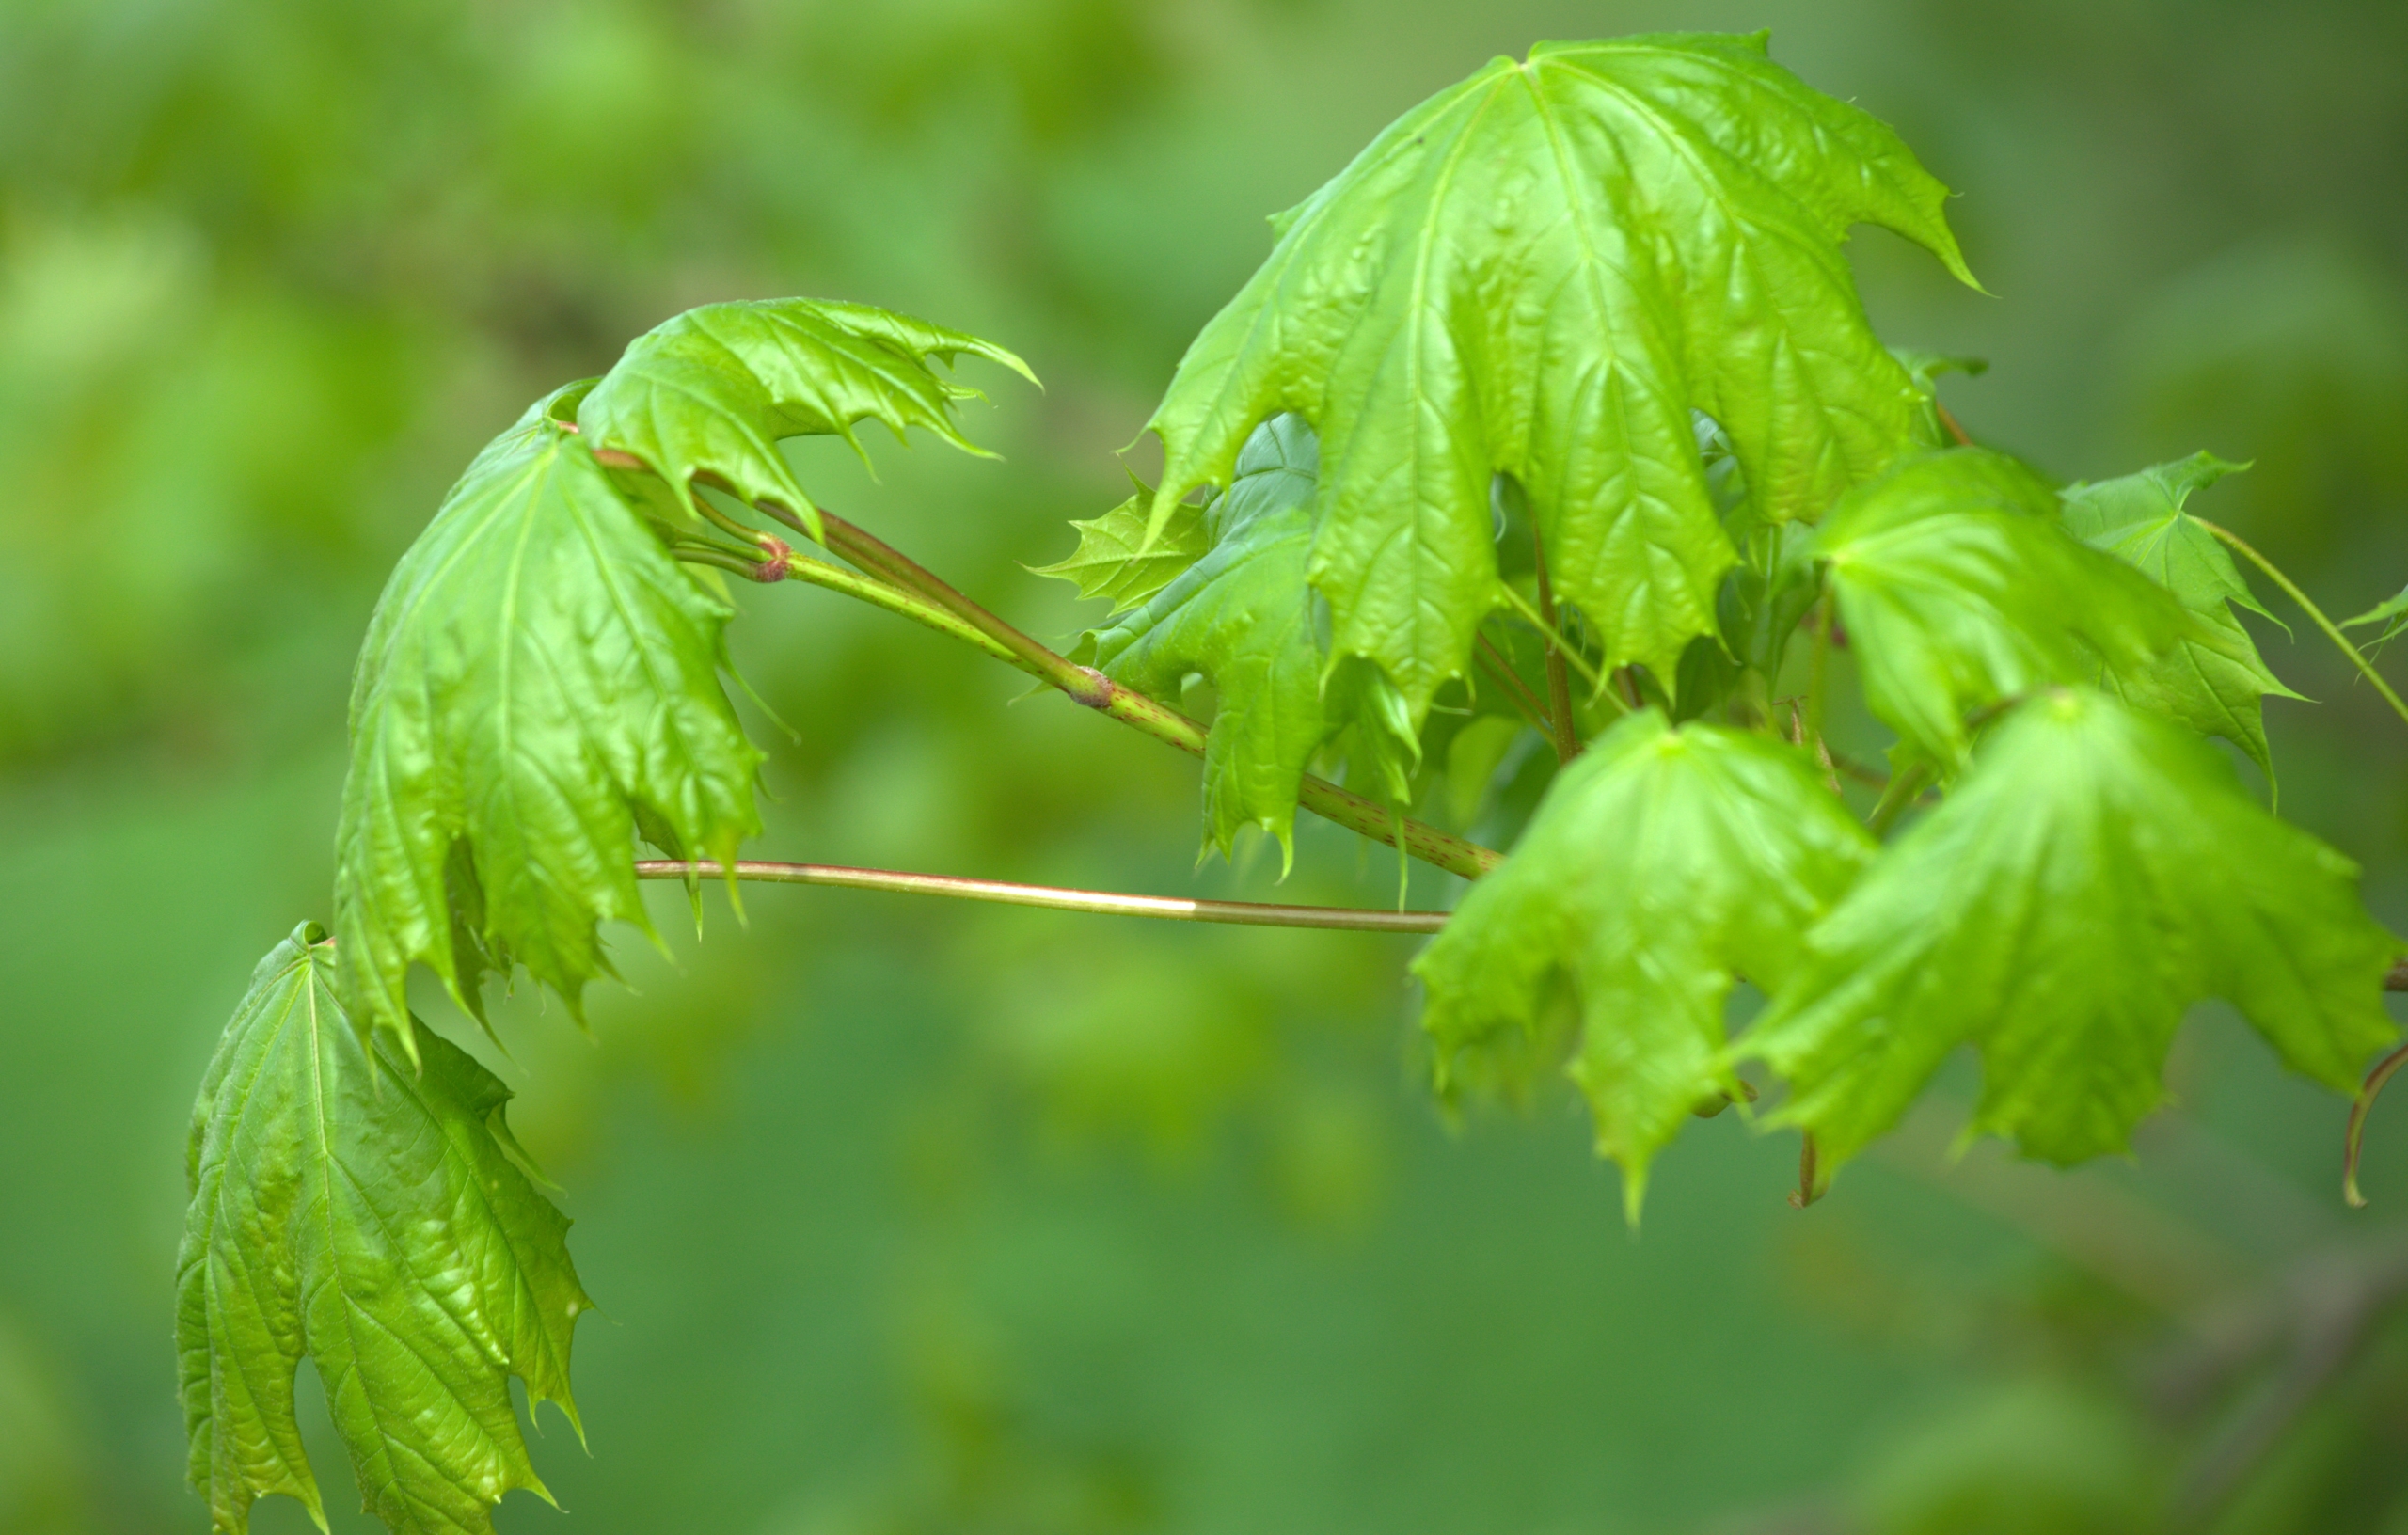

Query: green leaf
[
  {"left": 178, "top": 924, "right": 592, "bottom": 1535},
  {"left": 1444, "top": 713, "right": 1527, "bottom": 827},
  {"left": 2346, "top": 586, "right": 2408, "bottom": 644},
  {"left": 1815, "top": 449, "right": 2191, "bottom": 768},
  {"left": 1145, "top": 32, "right": 1975, "bottom": 720},
  {"left": 1032, "top": 486, "right": 1209, "bottom": 613},
  {"left": 2059, "top": 452, "right": 2298, "bottom": 780},
  {"left": 1079, "top": 415, "right": 1339, "bottom": 862},
  {"left": 1414, "top": 711, "right": 1877, "bottom": 1219},
  {"left": 1744, "top": 689, "right": 2399, "bottom": 1179},
  {"left": 1891, "top": 347, "right": 1988, "bottom": 444},
  {"left": 576, "top": 297, "right": 1035, "bottom": 539},
  {"left": 334, "top": 385, "right": 764, "bottom": 1044}
]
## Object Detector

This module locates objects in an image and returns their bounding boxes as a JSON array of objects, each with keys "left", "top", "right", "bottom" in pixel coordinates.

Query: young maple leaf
[
  {"left": 1147, "top": 32, "right": 1978, "bottom": 722},
  {"left": 1744, "top": 688, "right": 2399, "bottom": 1182},
  {"left": 334, "top": 384, "right": 764, "bottom": 1043},
  {"left": 179, "top": 925, "right": 589, "bottom": 1535},
  {"left": 1415, "top": 710, "right": 1876, "bottom": 1220},
  {"left": 2059, "top": 452, "right": 2300, "bottom": 783}
]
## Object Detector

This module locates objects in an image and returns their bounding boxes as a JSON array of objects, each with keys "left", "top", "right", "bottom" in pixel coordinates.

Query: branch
[
  {"left": 1529, "top": 530, "right": 1582, "bottom": 764},
  {"left": 636, "top": 859, "right": 1449, "bottom": 932},
  {"left": 801, "top": 512, "right": 1505, "bottom": 880},
  {"left": 1474, "top": 634, "right": 1556, "bottom": 738}
]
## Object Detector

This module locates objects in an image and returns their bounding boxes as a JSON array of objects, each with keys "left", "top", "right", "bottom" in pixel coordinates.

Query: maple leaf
[
  {"left": 333, "top": 384, "right": 764, "bottom": 1044},
  {"left": 1077, "top": 415, "right": 1415, "bottom": 862},
  {"left": 1815, "top": 449, "right": 2191, "bottom": 768},
  {"left": 1145, "top": 32, "right": 1976, "bottom": 722},
  {"left": 178, "top": 925, "right": 590, "bottom": 1535},
  {"left": 1744, "top": 688, "right": 2399, "bottom": 1181},
  {"left": 1414, "top": 710, "right": 1876, "bottom": 1219},
  {"left": 577, "top": 297, "right": 1035, "bottom": 540},
  {"left": 1031, "top": 486, "right": 1209, "bottom": 614},
  {"left": 2059, "top": 452, "right": 2299, "bottom": 783}
]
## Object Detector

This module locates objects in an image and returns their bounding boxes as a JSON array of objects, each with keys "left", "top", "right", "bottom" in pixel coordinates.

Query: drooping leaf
[
  {"left": 1078, "top": 415, "right": 1345, "bottom": 862},
  {"left": 1814, "top": 449, "right": 2191, "bottom": 768},
  {"left": 577, "top": 297, "right": 1035, "bottom": 540},
  {"left": 2060, "top": 452, "right": 2298, "bottom": 781},
  {"left": 1415, "top": 711, "right": 1877, "bottom": 1219},
  {"left": 178, "top": 924, "right": 591, "bottom": 1535},
  {"left": 1032, "top": 485, "right": 1209, "bottom": 613},
  {"left": 1145, "top": 32, "right": 1976, "bottom": 720},
  {"left": 334, "top": 385, "right": 763, "bottom": 1044},
  {"left": 1677, "top": 412, "right": 1819, "bottom": 708},
  {"left": 1744, "top": 689, "right": 2399, "bottom": 1180}
]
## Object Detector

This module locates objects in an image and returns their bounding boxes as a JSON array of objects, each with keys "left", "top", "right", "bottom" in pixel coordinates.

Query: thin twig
[
  {"left": 2195, "top": 518, "right": 2408, "bottom": 732},
  {"left": 1936, "top": 402, "right": 1974, "bottom": 448},
  {"left": 635, "top": 859, "right": 1449, "bottom": 932},
  {"left": 1530, "top": 530, "right": 1582, "bottom": 764},
  {"left": 1788, "top": 1133, "right": 1822, "bottom": 1209},
  {"left": 2345, "top": 1038, "right": 2408, "bottom": 1208}
]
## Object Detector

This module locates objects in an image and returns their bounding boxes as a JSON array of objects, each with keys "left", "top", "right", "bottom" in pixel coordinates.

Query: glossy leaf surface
[
  {"left": 1416, "top": 711, "right": 1876, "bottom": 1217},
  {"left": 578, "top": 297, "right": 1033, "bottom": 539},
  {"left": 1746, "top": 689, "right": 2398, "bottom": 1178},
  {"left": 178, "top": 925, "right": 589, "bottom": 1535},
  {"left": 2060, "top": 452, "right": 2297, "bottom": 780},
  {"left": 1032, "top": 489, "right": 1208, "bottom": 614},
  {"left": 334, "top": 387, "right": 763, "bottom": 1042},
  {"left": 1146, "top": 32, "right": 1975, "bottom": 719},
  {"left": 1816, "top": 450, "right": 2190, "bottom": 768}
]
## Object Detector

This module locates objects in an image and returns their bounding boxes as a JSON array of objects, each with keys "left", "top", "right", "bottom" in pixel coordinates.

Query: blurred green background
[{"left": 6, "top": 0, "right": 2408, "bottom": 1530}]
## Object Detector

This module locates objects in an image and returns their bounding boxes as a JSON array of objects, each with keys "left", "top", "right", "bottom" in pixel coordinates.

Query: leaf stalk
[{"left": 2196, "top": 519, "right": 2408, "bottom": 732}]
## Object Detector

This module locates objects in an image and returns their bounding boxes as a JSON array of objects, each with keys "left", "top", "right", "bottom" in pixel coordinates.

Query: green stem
[
  {"left": 2196, "top": 519, "right": 2408, "bottom": 732},
  {"left": 787, "top": 513, "right": 1504, "bottom": 880},
  {"left": 636, "top": 859, "right": 1449, "bottom": 933},
  {"left": 781, "top": 552, "right": 1028, "bottom": 670},
  {"left": 1805, "top": 586, "right": 1833, "bottom": 756},
  {"left": 1496, "top": 582, "right": 1608, "bottom": 695},
  {"left": 1865, "top": 761, "right": 1934, "bottom": 836}
]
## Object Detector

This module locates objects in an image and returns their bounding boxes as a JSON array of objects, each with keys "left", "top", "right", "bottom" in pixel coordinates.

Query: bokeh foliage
[{"left": 5, "top": 1, "right": 2408, "bottom": 1532}]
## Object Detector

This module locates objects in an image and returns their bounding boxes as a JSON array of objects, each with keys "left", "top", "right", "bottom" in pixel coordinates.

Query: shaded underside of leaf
[
  {"left": 333, "top": 385, "right": 764, "bottom": 1041},
  {"left": 1415, "top": 709, "right": 1876, "bottom": 1219},
  {"left": 1080, "top": 415, "right": 1336, "bottom": 862},
  {"left": 178, "top": 924, "right": 591, "bottom": 1535},
  {"left": 2060, "top": 451, "right": 2297, "bottom": 780},
  {"left": 1745, "top": 689, "right": 2399, "bottom": 1178},
  {"left": 577, "top": 296, "right": 1034, "bottom": 538},
  {"left": 1816, "top": 449, "right": 2193, "bottom": 768},
  {"left": 1147, "top": 31, "right": 1976, "bottom": 723}
]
